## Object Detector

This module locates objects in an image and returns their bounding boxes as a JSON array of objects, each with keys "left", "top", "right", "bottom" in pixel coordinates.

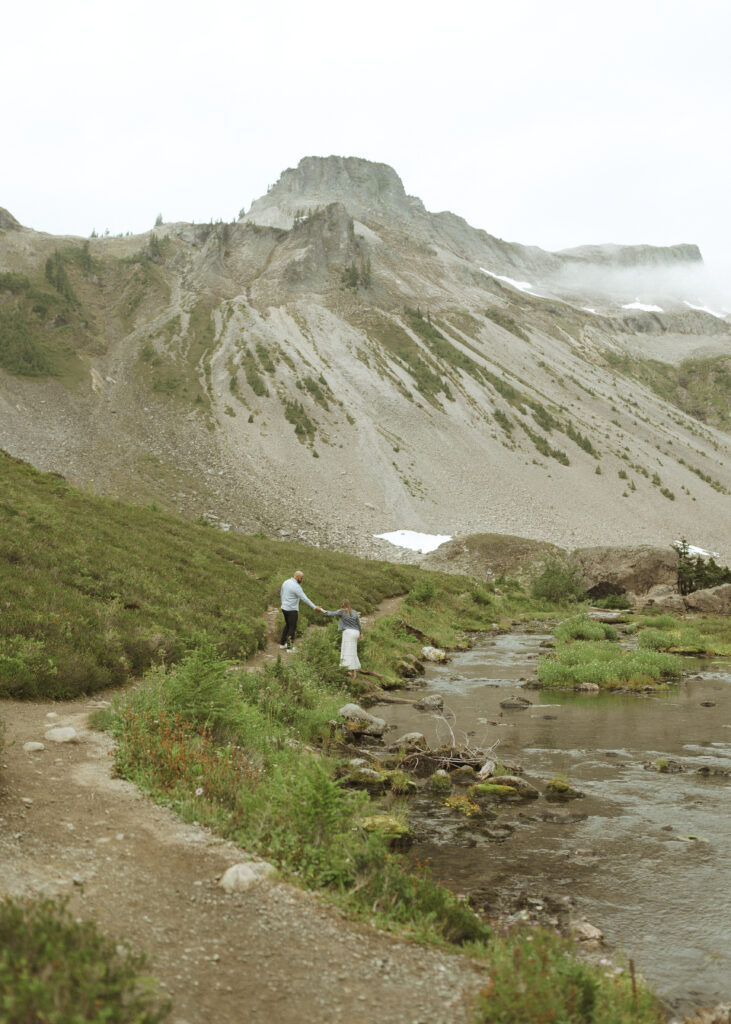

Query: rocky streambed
[{"left": 338, "top": 629, "right": 731, "bottom": 1019}]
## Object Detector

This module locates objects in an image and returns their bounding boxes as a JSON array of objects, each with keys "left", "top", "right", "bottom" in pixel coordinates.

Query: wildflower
[{"left": 195, "top": 787, "right": 203, "bottom": 796}]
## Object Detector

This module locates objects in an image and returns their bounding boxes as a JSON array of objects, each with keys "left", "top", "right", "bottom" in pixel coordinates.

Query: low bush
[
  {"left": 593, "top": 593, "right": 632, "bottom": 610},
  {"left": 0, "top": 896, "right": 170, "bottom": 1023},
  {"left": 475, "top": 927, "right": 663, "bottom": 1024},
  {"left": 531, "top": 556, "right": 587, "bottom": 604}
]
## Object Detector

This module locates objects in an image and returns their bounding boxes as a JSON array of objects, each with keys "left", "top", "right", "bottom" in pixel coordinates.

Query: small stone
[
  {"left": 219, "top": 861, "right": 277, "bottom": 893},
  {"left": 44, "top": 726, "right": 79, "bottom": 744},
  {"left": 23, "top": 742, "right": 45, "bottom": 753}
]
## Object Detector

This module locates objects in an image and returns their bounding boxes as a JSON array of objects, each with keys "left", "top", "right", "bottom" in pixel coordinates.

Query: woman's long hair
[{"left": 340, "top": 598, "right": 352, "bottom": 615}]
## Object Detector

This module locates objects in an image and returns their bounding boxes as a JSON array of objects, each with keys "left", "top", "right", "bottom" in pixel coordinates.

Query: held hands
[{"left": 315, "top": 605, "right": 324, "bottom": 613}]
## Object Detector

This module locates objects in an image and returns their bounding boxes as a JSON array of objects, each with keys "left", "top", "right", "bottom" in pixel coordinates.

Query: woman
[{"left": 324, "top": 599, "right": 362, "bottom": 679}]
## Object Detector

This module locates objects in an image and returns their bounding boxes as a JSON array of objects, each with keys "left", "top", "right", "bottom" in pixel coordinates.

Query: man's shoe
[
  {"left": 287, "top": 646, "right": 296, "bottom": 653},
  {"left": 279, "top": 644, "right": 287, "bottom": 650}
]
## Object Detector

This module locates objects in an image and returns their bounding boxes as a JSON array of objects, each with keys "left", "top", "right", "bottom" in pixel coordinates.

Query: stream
[{"left": 376, "top": 630, "right": 731, "bottom": 1016}]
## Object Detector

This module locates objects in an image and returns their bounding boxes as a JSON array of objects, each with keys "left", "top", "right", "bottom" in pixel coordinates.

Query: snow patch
[
  {"left": 676, "top": 542, "right": 720, "bottom": 559},
  {"left": 375, "top": 530, "right": 452, "bottom": 554},
  {"left": 683, "top": 301, "right": 728, "bottom": 319},
  {"left": 479, "top": 268, "right": 537, "bottom": 294},
  {"left": 621, "top": 301, "right": 664, "bottom": 312}
]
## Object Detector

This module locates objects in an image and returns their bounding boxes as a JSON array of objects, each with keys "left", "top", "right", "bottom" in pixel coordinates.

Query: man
[{"left": 279, "top": 570, "right": 323, "bottom": 651}]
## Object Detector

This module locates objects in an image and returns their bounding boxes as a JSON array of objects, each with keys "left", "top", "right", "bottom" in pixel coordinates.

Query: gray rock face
[
  {"left": 573, "top": 545, "right": 679, "bottom": 598},
  {"left": 684, "top": 583, "right": 731, "bottom": 614},
  {"left": 245, "top": 156, "right": 420, "bottom": 230}
]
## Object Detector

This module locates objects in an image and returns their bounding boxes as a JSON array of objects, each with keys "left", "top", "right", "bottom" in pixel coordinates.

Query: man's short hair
[{"left": 294, "top": 570, "right": 304, "bottom": 578}]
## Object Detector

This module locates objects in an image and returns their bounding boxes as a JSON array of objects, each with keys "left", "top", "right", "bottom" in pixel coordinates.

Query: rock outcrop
[
  {"left": 0, "top": 207, "right": 21, "bottom": 230},
  {"left": 572, "top": 545, "right": 680, "bottom": 599},
  {"left": 684, "top": 583, "right": 731, "bottom": 614}
]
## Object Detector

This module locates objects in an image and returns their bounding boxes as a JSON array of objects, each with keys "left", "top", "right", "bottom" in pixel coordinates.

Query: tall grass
[
  {"left": 1, "top": 451, "right": 507, "bottom": 698},
  {"left": 555, "top": 615, "right": 618, "bottom": 642},
  {"left": 538, "top": 641, "right": 682, "bottom": 690}
]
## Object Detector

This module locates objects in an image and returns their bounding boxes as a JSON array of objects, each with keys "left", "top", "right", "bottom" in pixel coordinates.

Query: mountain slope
[{"left": 1, "top": 157, "right": 729, "bottom": 561}]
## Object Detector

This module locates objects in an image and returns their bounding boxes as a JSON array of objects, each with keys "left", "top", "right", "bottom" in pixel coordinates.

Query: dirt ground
[{"left": 0, "top": 603, "right": 490, "bottom": 1024}]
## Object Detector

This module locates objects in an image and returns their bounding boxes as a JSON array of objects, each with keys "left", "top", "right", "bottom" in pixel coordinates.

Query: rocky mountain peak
[
  {"left": 244, "top": 155, "right": 422, "bottom": 230},
  {"left": 0, "top": 207, "right": 21, "bottom": 231}
]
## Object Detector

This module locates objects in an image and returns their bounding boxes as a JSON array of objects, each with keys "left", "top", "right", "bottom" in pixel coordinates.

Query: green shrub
[
  {"left": 593, "top": 594, "right": 632, "bottom": 610},
  {"left": 405, "top": 577, "right": 437, "bottom": 605},
  {"left": 530, "top": 556, "right": 586, "bottom": 604},
  {"left": 0, "top": 896, "right": 170, "bottom": 1023},
  {"left": 555, "top": 615, "right": 618, "bottom": 642},
  {"left": 637, "top": 629, "right": 677, "bottom": 651},
  {"left": 475, "top": 927, "right": 662, "bottom": 1024},
  {"left": 470, "top": 586, "right": 493, "bottom": 606}
]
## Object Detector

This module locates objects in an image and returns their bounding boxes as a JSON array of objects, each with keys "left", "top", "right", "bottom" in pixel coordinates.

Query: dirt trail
[
  {"left": 0, "top": 598, "right": 487, "bottom": 1024},
  {"left": 245, "top": 594, "right": 404, "bottom": 671}
]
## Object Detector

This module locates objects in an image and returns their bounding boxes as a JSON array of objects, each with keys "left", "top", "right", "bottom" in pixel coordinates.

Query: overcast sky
[{"left": 4, "top": 0, "right": 730, "bottom": 271}]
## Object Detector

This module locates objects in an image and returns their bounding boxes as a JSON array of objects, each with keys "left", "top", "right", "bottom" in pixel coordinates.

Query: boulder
[
  {"left": 684, "top": 583, "right": 731, "bottom": 615},
  {"left": 429, "top": 769, "right": 451, "bottom": 792},
  {"left": 390, "top": 732, "right": 428, "bottom": 751},
  {"left": 346, "top": 767, "right": 388, "bottom": 791},
  {"left": 683, "top": 1003, "right": 731, "bottom": 1024},
  {"left": 337, "top": 703, "right": 387, "bottom": 737},
  {"left": 500, "top": 696, "right": 532, "bottom": 709},
  {"left": 219, "top": 861, "right": 276, "bottom": 892},
  {"left": 421, "top": 646, "right": 447, "bottom": 663},
  {"left": 413, "top": 694, "right": 444, "bottom": 712},
  {"left": 572, "top": 545, "right": 679, "bottom": 598},
  {"left": 491, "top": 774, "right": 540, "bottom": 798},
  {"left": 477, "top": 759, "right": 497, "bottom": 779},
  {"left": 360, "top": 814, "right": 411, "bottom": 842},
  {"left": 571, "top": 918, "right": 604, "bottom": 944},
  {"left": 640, "top": 584, "right": 686, "bottom": 612}
]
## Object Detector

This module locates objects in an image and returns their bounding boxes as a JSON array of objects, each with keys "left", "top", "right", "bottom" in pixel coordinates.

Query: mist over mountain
[{"left": 1, "top": 156, "right": 729, "bottom": 562}]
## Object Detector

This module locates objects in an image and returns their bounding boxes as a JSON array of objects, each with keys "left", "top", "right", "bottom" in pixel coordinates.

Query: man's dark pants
[{"left": 280, "top": 609, "right": 298, "bottom": 646}]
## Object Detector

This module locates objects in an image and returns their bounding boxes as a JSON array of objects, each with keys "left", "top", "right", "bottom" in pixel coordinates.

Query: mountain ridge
[{"left": 1, "top": 155, "right": 729, "bottom": 562}]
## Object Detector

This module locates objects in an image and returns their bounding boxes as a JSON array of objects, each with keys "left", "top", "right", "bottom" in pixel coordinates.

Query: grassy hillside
[{"left": 0, "top": 451, "right": 506, "bottom": 698}]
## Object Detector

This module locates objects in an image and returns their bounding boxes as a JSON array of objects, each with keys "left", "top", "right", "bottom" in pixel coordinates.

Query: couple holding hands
[{"left": 279, "top": 570, "right": 362, "bottom": 678}]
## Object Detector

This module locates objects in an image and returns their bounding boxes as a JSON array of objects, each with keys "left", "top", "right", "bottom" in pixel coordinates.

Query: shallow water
[{"left": 377, "top": 632, "right": 731, "bottom": 1015}]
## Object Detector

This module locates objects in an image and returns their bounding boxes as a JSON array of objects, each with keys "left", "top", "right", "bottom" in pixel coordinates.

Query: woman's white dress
[{"left": 340, "top": 628, "right": 361, "bottom": 670}]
